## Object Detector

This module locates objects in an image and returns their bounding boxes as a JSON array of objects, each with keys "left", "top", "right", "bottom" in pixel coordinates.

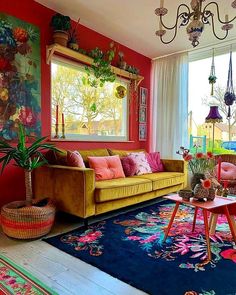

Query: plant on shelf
[
  {"left": 84, "top": 42, "right": 116, "bottom": 88},
  {"left": 0, "top": 123, "right": 58, "bottom": 239},
  {"left": 68, "top": 18, "right": 80, "bottom": 51},
  {"left": 50, "top": 13, "right": 71, "bottom": 47}
]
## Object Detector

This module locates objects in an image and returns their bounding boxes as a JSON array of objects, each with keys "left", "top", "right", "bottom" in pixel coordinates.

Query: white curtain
[{"left": 151, "top": 52, "right": 189, "bottom": 158}]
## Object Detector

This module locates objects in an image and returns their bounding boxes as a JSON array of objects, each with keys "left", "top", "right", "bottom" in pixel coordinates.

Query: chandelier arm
[
  {"left": 210, "top": 14, "right": 229, "bottom": 40},
  {"left": 160, "top": 4, "right": 191, "bottom": 30},
  {"left": 160, "top": 26, "right": 178, "bottom": 44},
  {"left": 202, "top": 2, "right": 236, "bottom": 24}
]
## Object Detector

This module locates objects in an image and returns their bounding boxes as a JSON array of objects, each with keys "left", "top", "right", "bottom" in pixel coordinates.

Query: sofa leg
[{"left": 84, "top": 218, "right": 89, "bottom": 228}]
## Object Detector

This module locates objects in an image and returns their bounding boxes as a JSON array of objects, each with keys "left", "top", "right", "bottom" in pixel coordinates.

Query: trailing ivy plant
[{"left": 84, "top": 42, "right": 116, "bottom": 88}]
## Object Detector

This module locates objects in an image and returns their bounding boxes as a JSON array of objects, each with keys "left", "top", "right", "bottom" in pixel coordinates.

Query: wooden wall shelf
[{"left": 46, "top": 44, "right": 144, "bottom": 89}]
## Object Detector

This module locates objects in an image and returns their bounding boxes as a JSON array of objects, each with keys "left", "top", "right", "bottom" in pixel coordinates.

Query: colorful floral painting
[{"left": 0, "top": 13, "right": 40, "bottom": 141}]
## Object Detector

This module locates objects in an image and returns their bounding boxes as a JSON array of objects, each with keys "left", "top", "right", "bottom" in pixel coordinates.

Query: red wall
[{"left": 0, "top": 0, "right": 151, "bottom": 207}]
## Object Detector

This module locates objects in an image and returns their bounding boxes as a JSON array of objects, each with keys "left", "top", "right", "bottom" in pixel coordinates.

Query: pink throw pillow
[
  {"left": 67, "top": 151, "right": 85, "bottom": 168},
  {"left": 88, "top": 155, "right": 125, "bottom": 181},
  {"left": 128, "top": 152, "right": 152, "bottom": 175},
  {"left": 146, "top": 152, "right": 164, "bottom": 172},
  {"left": 215, "top": 162, "right": 236, "bottom": 180},
  {"left": 120, "top": 156, "right": 137, "bottom": 177}
]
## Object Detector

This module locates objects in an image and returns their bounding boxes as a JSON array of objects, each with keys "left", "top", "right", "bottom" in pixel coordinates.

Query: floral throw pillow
[{"left": 128, "top": 152, "right": 152, "bottom": 175}]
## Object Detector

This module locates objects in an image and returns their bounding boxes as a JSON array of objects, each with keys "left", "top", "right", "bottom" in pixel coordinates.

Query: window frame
[{"left": 50, "top": 56, "right": 130, "bottom": 142}]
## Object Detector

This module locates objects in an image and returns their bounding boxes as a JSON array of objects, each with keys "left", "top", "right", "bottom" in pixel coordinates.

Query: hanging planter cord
[
  {"left": 208, "top": 49, "right": 217, "bottom": 96},
  {"left": 224, "top": 50, "right": 235, "bottom": 119}
]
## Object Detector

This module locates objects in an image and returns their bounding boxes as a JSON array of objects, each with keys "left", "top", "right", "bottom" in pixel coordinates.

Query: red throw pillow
[
  {"left": 67, "top": 151, "right": 85, "bottom": 168},
  {"left": 146, "top": 152, "right": 164, "bottom": 172},
  {"left": 88, "top": 155, "right": 125, "bottom": 181},
  {"left": 120, "top": 156, "right": 137, "bottom": 177}
]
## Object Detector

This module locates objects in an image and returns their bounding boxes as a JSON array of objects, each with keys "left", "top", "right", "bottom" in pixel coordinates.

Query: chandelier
[{"left": 155, "top": 0, "right": 236, "bottom": 47}]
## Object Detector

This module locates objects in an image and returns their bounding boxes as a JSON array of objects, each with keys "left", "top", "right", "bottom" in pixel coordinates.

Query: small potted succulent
[
  {"left": 50, "top": 13, "right": 71, "bottom": 47},
  {"left": 0, "top": 123, "right": 58, "bottom": 239}
]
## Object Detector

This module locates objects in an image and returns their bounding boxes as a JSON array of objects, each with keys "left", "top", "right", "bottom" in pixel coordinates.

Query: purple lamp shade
[{"left": 205, "top": 106, "right": 223, "bottom": 123}]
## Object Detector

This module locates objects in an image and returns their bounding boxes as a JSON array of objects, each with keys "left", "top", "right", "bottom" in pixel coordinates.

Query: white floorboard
[{"left": 0, "top": 211, "right": 148, "bottom": 295}]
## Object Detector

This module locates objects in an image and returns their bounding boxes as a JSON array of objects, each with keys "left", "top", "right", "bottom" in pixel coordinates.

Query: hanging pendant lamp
[
  {"left": 224, "top": 50, "right": 235, "bottom": 118},
  {"left": 208, "top": 49, "right": 217, "bottom": 96}
]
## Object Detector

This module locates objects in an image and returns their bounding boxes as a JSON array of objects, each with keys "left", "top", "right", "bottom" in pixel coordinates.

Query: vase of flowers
[{"left": 177, "top": 147, "right": 216, "bottom": 191}]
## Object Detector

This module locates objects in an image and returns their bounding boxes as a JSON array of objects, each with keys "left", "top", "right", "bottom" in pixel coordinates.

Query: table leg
[
  {"left": 223, "top": 206, "right": 236, "bottom": 242},
  {"left": 209, "top": 213, "right": 218, "bottom": 235},
  {"left": 203, "top": 209, "right": 212, "bottom": 261},
  {"left": 192, "top": 207, "right": 198, "bottom": 232},
  {"left": 163, "top": 202, "right": 180, "bottom": 242}
]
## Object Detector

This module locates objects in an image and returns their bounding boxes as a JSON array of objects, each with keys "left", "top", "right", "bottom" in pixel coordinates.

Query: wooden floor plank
[{"left": 0, "top": 220, "right": 147, "bottom": 295}]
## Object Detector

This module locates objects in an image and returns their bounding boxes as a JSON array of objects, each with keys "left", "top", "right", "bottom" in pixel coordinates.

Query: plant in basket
[{"left": 0, "top": 123, "right": 58, "bottom": 239}]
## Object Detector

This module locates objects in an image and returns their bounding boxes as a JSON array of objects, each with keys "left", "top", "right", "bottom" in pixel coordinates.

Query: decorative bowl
[{"left": 178, "top": 189, "right": 193, "bottom": 201}]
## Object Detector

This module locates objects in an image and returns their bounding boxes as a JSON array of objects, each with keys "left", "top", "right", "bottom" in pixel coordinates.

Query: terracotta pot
[{"left": 53, "top": 31, "right": 69, "bottom": 47}]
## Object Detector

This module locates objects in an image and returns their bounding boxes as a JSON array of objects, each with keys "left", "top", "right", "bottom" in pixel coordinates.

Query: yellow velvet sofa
[{"left": 33, "top": 149, "right": 187, "bottom": 221}]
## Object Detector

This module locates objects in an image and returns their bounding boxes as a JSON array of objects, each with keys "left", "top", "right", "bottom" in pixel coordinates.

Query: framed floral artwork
[
  {"left": 0, "top": 13, "right": 41, "bottom": 141},
  {"left": 139, "top": 123, "right": 147, "bottom": 141}
]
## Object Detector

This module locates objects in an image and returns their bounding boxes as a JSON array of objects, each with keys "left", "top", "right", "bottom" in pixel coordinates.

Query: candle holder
[
  {"left": 61, "top": 123, "right": 65, "bottom": 139},
  {"left": 54, "top": 123, "right": 59, "bottom": 138}
]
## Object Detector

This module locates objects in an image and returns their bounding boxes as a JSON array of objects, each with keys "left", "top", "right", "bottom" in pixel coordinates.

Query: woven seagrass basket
[{"left": 1, "top": 199, "right": 56, "bottom": 239}]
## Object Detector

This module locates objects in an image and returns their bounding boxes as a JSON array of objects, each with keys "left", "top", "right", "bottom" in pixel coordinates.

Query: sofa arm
[
  {"left": 162, "top": 159, "right": 187, "bottom": 187},
  {"left": 33, "top": 165, "right": 95, "bottom": 218}
]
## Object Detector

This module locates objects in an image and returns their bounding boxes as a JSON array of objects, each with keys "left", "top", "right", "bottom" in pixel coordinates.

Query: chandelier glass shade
[{"left": 155, "top": 0, "right": 236, "bottom": 47}]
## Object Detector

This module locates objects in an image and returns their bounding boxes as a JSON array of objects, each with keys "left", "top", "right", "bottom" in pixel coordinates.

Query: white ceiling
[{"left": 36, "top": 0, "right": 236, "bottom": 58}]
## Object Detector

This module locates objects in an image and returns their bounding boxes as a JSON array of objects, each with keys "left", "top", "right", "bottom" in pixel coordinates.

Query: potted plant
[
  {"left": 0, "top": 124, "right": 58, "bottom": 239},
  {"left": 50, "top": 13, "right": 71, "bottom": 47}
]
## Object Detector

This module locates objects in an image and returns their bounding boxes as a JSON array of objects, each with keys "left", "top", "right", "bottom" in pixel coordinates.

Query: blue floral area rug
[{"left": 44, "top": 200, "right": 236, "bottom": 295}]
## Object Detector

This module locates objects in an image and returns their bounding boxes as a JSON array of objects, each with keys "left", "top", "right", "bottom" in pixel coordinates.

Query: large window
[
  {"left": 188, "top": 49, "right": 236, "bottom": 154},
  {"left": 51, "top": 58, "right": 129, "bottom": 141}
]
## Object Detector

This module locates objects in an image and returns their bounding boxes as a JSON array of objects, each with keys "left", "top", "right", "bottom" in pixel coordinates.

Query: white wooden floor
[{"left": 0, "top": 210, "right": 148, "bottom": 295}]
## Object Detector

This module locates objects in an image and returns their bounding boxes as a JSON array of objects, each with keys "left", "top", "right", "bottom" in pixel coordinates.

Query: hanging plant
[
  {"left": 84, "top": 42, "right": 116, "bottom": 88},
  {"left": 224, "top": 50, "right": 235, "bottom": 118},
  {"left": 208, "top": 49, "right": 217, "bottom": 96}
]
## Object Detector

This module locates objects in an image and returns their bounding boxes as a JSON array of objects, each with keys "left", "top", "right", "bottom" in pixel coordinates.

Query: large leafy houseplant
[{"left": 0, "top": 124, "right": 57, "bottom": 206}]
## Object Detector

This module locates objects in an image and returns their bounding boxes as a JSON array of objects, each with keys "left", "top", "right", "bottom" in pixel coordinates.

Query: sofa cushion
[
  {"left": 95, "top": 177, "right": 152, "bottom": 202},
  {"left": 133, "top": 172, "right": 185, "bottom": 190},
  {"left": 146, "top": 152, "right": 164, "bottom": 172},
  {"left": 88, "top": 155, "right": 125, "bottom": 181},
  {"left": 108, "top": 149, "right": 145, "bottom": 157},
  {"left": 215, "top": 162, "right": 236, "bottom": 180},
  {"left": 67, "top": 151, "right": 85, "bottom": 168},
  {"left": 120, "top": 156, "right": 137, "bottom": 177},
  {"left": 45, "top": 149, "right": 67, "bottom": 165},
  {"left": 128, "top": 152, "right": 152, "bottom": 175},
  {"left": 78, "top": 149, "right": 110, "bottom": 167}
]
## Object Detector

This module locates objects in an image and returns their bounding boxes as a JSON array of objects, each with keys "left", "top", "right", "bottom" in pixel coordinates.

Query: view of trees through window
[
  {"left": 189, "top": 51, "right": 236, "bottom": 154},
  {"left": 51, "top": 59, "right": 128, "bottom": 141}
]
